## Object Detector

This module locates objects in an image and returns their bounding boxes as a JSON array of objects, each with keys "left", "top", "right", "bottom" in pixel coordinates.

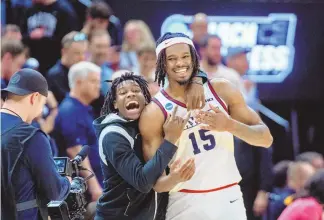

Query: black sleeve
[
  {"left": 63, "top": 5, "right": 80, "bottom": 33},
  {"left": 108, "top": 15, "right": 123, "bottom": 46},
  {"left": 20, "top": 8, "right": 31, "bottom": 38},
  {"left": 56, "top": 1, "right": 80, "bottom": 39},
  {"left": 196, "top": 70, "right": 208, "bottom": 84},
  {"left": 25, "top": 131, "right": 70, "bottom": 201},
  {"left": 258, "top": 147, "right": 273, "bottom": 192},
  {"left": 47, "top": 71, "right": 67, "bottom": 104},
  {"left": 102, "top": 132, "right": 177, "bottom": 193}
]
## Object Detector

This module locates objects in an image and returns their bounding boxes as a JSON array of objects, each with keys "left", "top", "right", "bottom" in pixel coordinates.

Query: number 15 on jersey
[{"left": 188, "top": 129, "right": 216, "bottom": 155}]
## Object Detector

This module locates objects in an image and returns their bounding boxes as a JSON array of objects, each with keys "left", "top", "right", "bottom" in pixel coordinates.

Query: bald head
[
  {"left": 193, "top": 13, "right": 208, "bottom": 23},
  {"left": 191, "top": 13, "right": 208, "bottom": 43},
  {"left": 287, "top": 161, "right": 315, "bottom": 192},
  {"left": 61, "top": 32, "right": 88, "bottom": 68}
]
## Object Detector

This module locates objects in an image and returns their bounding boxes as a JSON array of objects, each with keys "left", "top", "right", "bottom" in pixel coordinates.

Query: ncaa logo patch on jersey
[{"left": 165, "top": 103, "right": 173, "bottom": 111}]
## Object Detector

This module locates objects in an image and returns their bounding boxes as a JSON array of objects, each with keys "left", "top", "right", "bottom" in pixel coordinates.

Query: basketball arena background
[{"left": 4, "top": 0, "right": 324, "bottom": 162}]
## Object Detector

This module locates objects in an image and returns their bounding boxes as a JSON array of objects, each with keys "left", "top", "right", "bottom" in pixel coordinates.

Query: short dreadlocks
[
  {"left": 101, "top": 72, "right": 151, "bottom": 116},
  {"left": 154, "top": 32, "right": 200, "bottom": 87}
]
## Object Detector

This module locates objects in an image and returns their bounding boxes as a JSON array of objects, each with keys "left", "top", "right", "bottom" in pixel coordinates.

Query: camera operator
[{"left": 1, "top": 68, "right": 71, "bottom": 220}]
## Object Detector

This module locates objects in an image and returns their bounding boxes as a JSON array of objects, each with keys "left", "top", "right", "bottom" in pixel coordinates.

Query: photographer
[{"left": 1, "top": 68, "right": 71, "bottom": 220}]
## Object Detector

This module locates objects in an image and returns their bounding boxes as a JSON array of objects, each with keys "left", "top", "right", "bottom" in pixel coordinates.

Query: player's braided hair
[
  {"left": 155, "top": 32, "right": 200, "bottom": 87},
  {"left": 100, "top": 72, "right": 151, "bottom": 116}
]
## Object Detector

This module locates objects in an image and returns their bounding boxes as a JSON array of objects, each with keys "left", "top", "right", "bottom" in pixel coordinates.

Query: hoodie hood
[{"left": 93, "top": 113, "right": 137, "bottom": 137}]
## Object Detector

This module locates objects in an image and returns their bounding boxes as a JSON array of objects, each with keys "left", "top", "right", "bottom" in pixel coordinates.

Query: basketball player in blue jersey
[{"left": 139, "top": 32, "right": 273, "bottom": 220}]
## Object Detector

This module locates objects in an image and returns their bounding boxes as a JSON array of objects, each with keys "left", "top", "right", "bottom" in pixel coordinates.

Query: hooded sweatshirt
[{"left": 93, "top": 114, "right": 177, "bottom": 220}]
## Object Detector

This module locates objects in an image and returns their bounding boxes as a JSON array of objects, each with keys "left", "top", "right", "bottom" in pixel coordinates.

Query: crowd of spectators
[{"left": 2, "top": 1, "right": 324, "bottom": 219}]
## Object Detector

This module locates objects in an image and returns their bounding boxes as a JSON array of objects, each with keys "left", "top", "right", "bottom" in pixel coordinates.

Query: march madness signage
[{"left": 160, "top": 13, "right": 297, "bottom": 83}]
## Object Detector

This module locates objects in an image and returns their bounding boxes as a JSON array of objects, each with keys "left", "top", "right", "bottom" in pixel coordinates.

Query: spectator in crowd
[
  {"left": 199, "top": 35, "right": 242, "bottom": 88},
  {"left": 287, "top": 161, "right": 316, "bottom": 194},
  {"left": 296, "top": 151, "right": 324, "bottom": 170},
  {"left": 53, "top": 62, "right": 103, "bottom": 219},
  {"left": 136, "top": 46, "right": 160, "bottom": 96},
  {"left": 120, "top": 20, "right": 155, "bottom": 72},
  {"left": 266, "top": 161, "right": 315, "bottom": 218},
  {"left": 225, "top": 48, "right": 258, "bottom": 106},
  {"left": 88, "top": 30, "right": 114, "bottom": 96},
  {"left": 278, "top": 169, "right": 324, "bottom": 220},
  {"left": 81, "top": 1, "right": 123, "bottom": 46},
  {"left": 87, "top": 30, "right": 115, "bottom": 117},
  {"left": 190, "top": 13, "right": 208, "bottom": 56},
  {"left": 1, "top": 68, "right": 70, "bottom": 220},
  {"left": 136, "top": 46, "right": 156, "bottom": 81},
  {"left": 225, "top": 48, "right": 250, "bottom": 76},
  {"left": 266, "top": 160, "right": 295, "bottom": 220},
  {"left": 19, "top": 0, "right": 80, "bottom": 74},
  {"left": 47, "top": 31, "right": 88, "bottom": 103},
  {"left": 2, "top": 24, "right": 41, "bottom": 72},
  {"left": 107, "top": 45, "right": 122, "bottom": 71},
  {"left": 1, "top": 40, "right": 26, "bottom": 90},
  {"left": 2, "top": 24, "right": 22, "bottom": 40}
]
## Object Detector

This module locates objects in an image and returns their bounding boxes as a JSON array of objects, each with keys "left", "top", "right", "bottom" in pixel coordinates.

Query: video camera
[{"left": 48, "top": 145, "right": 94, "bottom": 220}]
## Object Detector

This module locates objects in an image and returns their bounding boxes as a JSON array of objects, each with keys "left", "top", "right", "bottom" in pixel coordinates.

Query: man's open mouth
[{"left": 125, "top": 101, "right": 140, "bottom": 110}]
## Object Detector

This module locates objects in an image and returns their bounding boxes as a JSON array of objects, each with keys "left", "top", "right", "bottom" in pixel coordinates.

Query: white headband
[{"left": 155, "top": 37, "right": 195, "bottom": 57}]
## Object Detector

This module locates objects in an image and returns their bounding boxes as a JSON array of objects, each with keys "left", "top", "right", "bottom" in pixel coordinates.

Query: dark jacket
[
  {"left": 1, "top": 120, "right": 41, "bottom": 220},
  {"left": 46, "top": 60, "right": 69, "bottom": 104},
  {"left": 1, "top": 116, "right": 70, "bottom": 220},
  {"left": 93, "top": 114, "right": 177, "bottom": 220}
]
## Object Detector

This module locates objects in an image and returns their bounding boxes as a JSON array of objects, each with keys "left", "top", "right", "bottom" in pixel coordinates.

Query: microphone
[{"left": 71, "top": 145, "right": 90, "bottom": 166}]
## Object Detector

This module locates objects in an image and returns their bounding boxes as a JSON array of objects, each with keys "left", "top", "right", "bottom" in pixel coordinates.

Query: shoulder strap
[
  {"left": 16, "top": 199, "right": 38, "bottom": 212},
  {"left": 98, "top": 125, "right": 134, "bottom": 166}
]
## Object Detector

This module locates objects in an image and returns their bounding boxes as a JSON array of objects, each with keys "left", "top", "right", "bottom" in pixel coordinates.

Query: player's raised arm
[{"left": 196, "top": 79, "right": 273, "bottom": 147}]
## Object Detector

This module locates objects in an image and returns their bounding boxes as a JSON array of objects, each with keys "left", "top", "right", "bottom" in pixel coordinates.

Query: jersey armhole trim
[
  {"left": 207, "top": 81, "right": 229, "bottom": 113},
  {"left": 152, "top": 98, "right": 167, "bottom": 121},
  {"left": 161, "top": 89, "right": 187, "bottom": 108}
]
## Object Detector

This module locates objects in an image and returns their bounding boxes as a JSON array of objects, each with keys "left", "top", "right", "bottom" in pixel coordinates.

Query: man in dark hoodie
[{"left": 93, "top": 73, "right": 195, "bottom": 220}]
